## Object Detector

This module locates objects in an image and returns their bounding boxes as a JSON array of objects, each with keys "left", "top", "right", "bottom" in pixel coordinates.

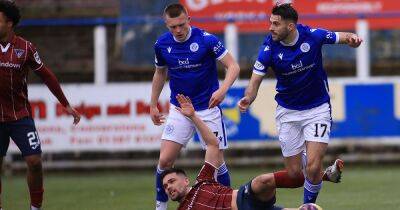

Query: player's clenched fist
[
  {"left": 237, "top": 96, "right": 251, "bottom": 113},
  {"left": 150, "top": 106, "right": 165, "bottom": 126},
  {"left": 346, "top": 33, "right": 363, "bottom": 48}
]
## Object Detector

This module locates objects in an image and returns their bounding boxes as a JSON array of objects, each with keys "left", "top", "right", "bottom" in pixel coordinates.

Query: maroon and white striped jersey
[
  {"left": 178, "top": 162, "right": 233, "bottom": 210},
  {"left": 0, "top": 34, "right": 44, "bottom": 122}
]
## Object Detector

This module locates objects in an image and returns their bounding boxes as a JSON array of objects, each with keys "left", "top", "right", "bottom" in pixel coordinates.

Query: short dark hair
[
  {"left": 0, "top": 0, "right": 20, "bottom": 27},
  {"left": 160, "top": 168, "right": 187, "bottom": 187},
  {"left": 272, "top": 3, "right": 298, "bottom": 23},
  {"left": 164, "top": 3, "right": 187, "bottom": 18}
]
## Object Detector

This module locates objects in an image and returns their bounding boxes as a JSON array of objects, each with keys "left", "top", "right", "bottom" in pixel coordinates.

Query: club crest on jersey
[
  {"left": 167, "top": 47, "right": 172, "bottom": 53},
  {"left": 33, "top": 52, "right": 42, "bottom": 64},
  {"left": 190, "top": 42, "right": 199, "bottom": 52},
  {"left": 14, "top": 49, "right": 25, "bottom": 58},
  {"left": 300, "top": 43, "right": 310, "bottom": 53}
]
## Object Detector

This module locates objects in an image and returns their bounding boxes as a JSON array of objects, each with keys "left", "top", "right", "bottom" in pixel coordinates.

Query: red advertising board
[{"left": 180, "top": 0, "right": 400, "bottom": 32}]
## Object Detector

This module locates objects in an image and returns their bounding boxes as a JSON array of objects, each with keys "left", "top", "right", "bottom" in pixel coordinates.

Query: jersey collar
[
  {"left": 173, "top": 26, "right": 192, "bottom": 43},
  {"left": 0, "top": 33, "right": 16, "bottom": 53},
  {"left": 280, "top": 29, "right": 299, "bottom": 46}
]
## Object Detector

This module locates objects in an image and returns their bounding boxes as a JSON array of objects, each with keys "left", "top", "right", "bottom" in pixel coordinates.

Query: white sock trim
[
  {"left": 31, "top": 205, "right": 41, "bottom": 210},
  {"left": 304, "top": 178, "right": 322, "bottom": 193},
  {"left": 156, "top": 201, "right": 168, "bottom": 210}
]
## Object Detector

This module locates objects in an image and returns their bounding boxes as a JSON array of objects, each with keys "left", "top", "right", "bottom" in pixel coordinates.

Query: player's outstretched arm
[
  {"left": 150, "top": 67, "right": 167, "bottom": 125},
  {"left": 175, "top": 94, "right": 220, "bottom": 166},
  {"left": 209, "top": 52, "right": 240, "bottom": 108},
  {"left": 238, "top": 73, "right": 263, "bottom": 113},
  {"left": 337, "top": 32, "right": 363, "bottom": 48},
  {"left": 34, "top": 67, "right": 81, "bottom": 125}
]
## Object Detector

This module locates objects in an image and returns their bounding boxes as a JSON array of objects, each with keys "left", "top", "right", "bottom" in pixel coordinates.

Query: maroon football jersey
[
  {"left": 0, "top": 34, "right": 44, "bottom": 122},
  {"left": 178, "top": 162, "right": 233, "bottom": 210}
]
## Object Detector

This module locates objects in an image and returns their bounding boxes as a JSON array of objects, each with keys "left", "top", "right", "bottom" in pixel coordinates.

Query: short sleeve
[
  {"left": 253, "top": 44, "right": 272, "bottom": 76},
  {"left": 27, "top": 42, "right": 44, "bottom": 71},
  {"left": 309, "top": 28, "right": 339, "bottom": 45},
  {"left": 196, "top": 162, "right": 217, "bottom": 183},
  {"left": 204, "top": 32, "right": 228, "bottom": 60},
  {"left": 154, "top": 41, "right": 166, "bottom": 68}
]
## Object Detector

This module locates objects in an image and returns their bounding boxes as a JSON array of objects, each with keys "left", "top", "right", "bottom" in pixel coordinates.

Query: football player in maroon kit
[
  {"left": 0, "top": 1, "right": 80, "bottom": 210},
  {"left": 161, "top": 94, "right": 343, "bottom": 210}
]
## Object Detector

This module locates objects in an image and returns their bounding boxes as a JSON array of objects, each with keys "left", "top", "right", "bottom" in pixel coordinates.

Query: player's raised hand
[
  {"left": 347, "top": 33, "right": 363, "bottom": 48},
  {"left": 150, "top": 105, "right": 165, "bottom": 126},
  {"left": 65, "top": 105, "right": 81, "bottom": 125},
  {"left": 209, "top": 89, "right": 226, "bottom": 109},
  {"left": 237, "top": 96, "right": 251, "bottom": 113},
  {"left": 175, "top": 94, "right": 195, "bottom": 118}
]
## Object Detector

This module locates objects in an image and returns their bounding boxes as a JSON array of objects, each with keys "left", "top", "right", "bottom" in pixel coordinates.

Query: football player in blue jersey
[
  {"left": 150, "top": 3, "right": 240, "bottom": 210},
  {"left": 238, "top": 3, "right": 361, "bottom": 205}
]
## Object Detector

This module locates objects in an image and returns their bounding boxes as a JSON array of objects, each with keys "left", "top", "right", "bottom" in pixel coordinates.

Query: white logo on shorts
[
  {"left": 244, "top": 185, "right": 249, "bottom": 194},
  {"left": 165, "top": 124, "right": 174, "bottom": 135},
  {"left": 300, "top": 43, "right": 310, "bottom": 53},
  {"left": 190, "top": 42, "right": 199, "bottom": 52},
  {"left": 27, "top": 131, "right": 40, "bottom": 150}
]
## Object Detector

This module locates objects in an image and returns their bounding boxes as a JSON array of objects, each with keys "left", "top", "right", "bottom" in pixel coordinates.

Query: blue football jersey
[
  {"left": 253, "top": 24, "right": 339, "bottom": 110},
  {"left": 154, "top": 27, "right": 228, "bottom": 111}
]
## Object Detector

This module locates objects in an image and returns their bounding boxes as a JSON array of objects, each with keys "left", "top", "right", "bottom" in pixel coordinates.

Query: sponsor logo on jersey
[
  {"left": 278, "top": 53, "right": 284, "bottom": 60},
  {"left": 190, "top": 42, "right": 199, "bottom": 52},
  {"left": 254, "top": 61, "right": 265, "bottom": 71},
  {"left": 284, "top": 60, "right": 316, "bottom": 76},
  {"left": 33, "top": 51, "right": 42, "bottom": 64},
  {"left": 300, "top": 43, "right": 310, "bottom": 53},
  {"left": 0, "top": 62, "right": 21, "bottom": 69},
  {"left": 14, "top": 49, "right": 25, "bottom": 58},
  {"left": 167, "top": 47, "right": 172, "bottom": 53},
  {"left": 264, "top": 45, "right": 270, "bottom": 51},
  {"left": 178, "top": 58, "right": 190, "bottom": 65},
  {"left": 291, "top": 60, "right": 303, "bottom": 70}
]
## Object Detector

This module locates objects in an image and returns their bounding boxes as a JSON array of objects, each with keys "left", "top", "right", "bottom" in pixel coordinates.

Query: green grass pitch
[{"left": 2, "top": 166, "right": 400, "bottom": 210}]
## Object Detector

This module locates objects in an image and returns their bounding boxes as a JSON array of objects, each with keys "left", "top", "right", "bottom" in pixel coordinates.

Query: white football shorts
[
  {"left": 275, "top": 102, "right": 332, "bottom": 157},
  {"left": 161, "top": 105, "right": 228, "bottom": 150}
]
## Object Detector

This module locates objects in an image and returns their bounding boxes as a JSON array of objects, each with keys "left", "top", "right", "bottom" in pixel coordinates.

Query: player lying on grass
[{"left": 161, "top": 94, "right": 343, "bottom": 210}]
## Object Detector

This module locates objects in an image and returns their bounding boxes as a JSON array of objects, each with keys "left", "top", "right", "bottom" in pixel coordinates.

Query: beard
[
  {"left": 171, "top": 192, "right": 185, "bottom": 202},
  {"left": 272, "top": 29, "right": 290, "bottom": 42}
]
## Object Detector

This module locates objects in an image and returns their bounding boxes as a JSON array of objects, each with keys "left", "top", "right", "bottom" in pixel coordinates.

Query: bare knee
[
  {"left": 26, "top": 156, "right": 42, "bottom": 173},
  {"left": 158, "top": 155, "right": 175, "bottom": 169},
  {"left": 251, "top": 174, "right": 276, "bottom": 202},
  {"left": 254, "top": 174, "right": 275, "bottom": 190},
  {"left": 306, "top": 160, "right": 322, "bottom": 182}
]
